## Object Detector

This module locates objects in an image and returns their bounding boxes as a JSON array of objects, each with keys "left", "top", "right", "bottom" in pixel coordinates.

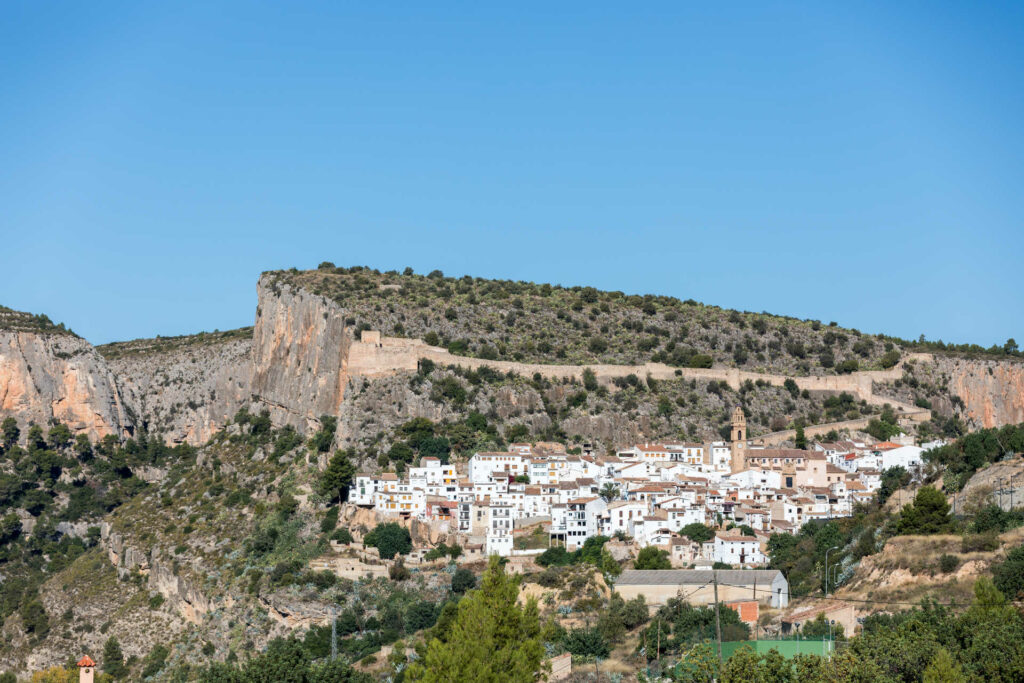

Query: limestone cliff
[
  {"left": 102, "top": 333, "right": 253, "bottom": 445},
  {"left": 0, "top": 330, "right": 132, "bottom": 440},
  {"left": 946, "top": 357, "right": 1024, "bottom": 428},
  {"left": 251, "top": 273, "right": 352, "bottom": 431},
  {"left": 5, "top": 272, "right": 1023, "bottom": 448}
]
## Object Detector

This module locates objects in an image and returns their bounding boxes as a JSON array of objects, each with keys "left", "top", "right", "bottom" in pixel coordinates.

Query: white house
[
  {"left": 880, "top": 446, "right": 925, "bottom": 471},
  {"left": 603, "top": 500, "right": 648, "bottom": 537},
  {"left": 552, "top": 496, "right": 607, "bottom": 550},
  {"left": 729, "top": 468, "right": 783, "bottom": 491},
  {"left": 468, "top": 452, "right": 528, "bottom": 484},
  {"left": 374, "top": 480, "right": 426, "bottom": 517},
  {"left": 486, "top": 503, "right": 514, "bottom": 556},
  {"left": 713, "top": 532, "right": 767, "bottom": 565},
  {"left": 706, "top": 442, "right": 733, "bottom": 472}
]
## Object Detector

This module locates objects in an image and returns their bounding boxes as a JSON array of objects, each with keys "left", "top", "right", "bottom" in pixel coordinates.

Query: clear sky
[{"left": 2, "top": 2, "right": 1021, "bottom": 346}]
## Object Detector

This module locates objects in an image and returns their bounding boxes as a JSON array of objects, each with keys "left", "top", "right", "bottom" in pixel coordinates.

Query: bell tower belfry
[{"left": 730, "top": 406, "right": 747, "bottom": 474}]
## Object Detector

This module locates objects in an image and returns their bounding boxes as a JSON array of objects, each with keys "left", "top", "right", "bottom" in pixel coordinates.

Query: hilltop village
[{"left": 347, "top": 407, "right": 936, "bottom": 567}]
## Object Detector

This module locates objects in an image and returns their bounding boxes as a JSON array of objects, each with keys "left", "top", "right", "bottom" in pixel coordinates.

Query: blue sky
[{"left": 1, "top": 2, "right": 1021, "bottom": 346}]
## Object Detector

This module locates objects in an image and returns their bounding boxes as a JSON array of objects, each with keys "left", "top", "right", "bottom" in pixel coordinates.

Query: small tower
[
  {"left": 730, "top": 406, "right": 747, "bottom": 474},
  {"left": 77, "top": 655, "right": 95, "bottom": 683}
]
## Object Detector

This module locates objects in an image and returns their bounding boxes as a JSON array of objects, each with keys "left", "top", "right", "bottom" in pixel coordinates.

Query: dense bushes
[
  {"left": 634, "top": 546, "right": 671, "bottom": 570},
  {"left": 926, "top": 423, "right": 1024, "bottom": 492},
  {"left": 199, "top": 635, "right": 371, "bottom": 682},
  {"left": 971, "top": 504, "right": 1024, "bottom": 534},
  {"left": 537, "top": 536, "right": 613, "bottom": 569},
  {"left": 639, "top": 597, "right": 748, "bottom": 659},
  {"left": 896, "top": 486, "right": 952, "bottom": 535},
  {"left": 992, "top": 544, "right": 1024, "bottom": 599},
  {"left": 363, "top": 523, "right": 412, "bottom": 559},
  {"left": 0, "top": 419, "right": 194, "bottom": 631}
]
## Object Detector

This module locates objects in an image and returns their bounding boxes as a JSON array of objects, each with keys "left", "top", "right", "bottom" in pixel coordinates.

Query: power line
[{"left": 711, "top": 580, "right": 981, "bottom": 609}]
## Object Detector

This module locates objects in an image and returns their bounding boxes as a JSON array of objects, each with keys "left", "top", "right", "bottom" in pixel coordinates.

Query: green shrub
[
  {"left": 451, "top": 568, "right": 476, "bottom": 593},
  {"left": 962, "top": 532, "right": 1000, "bottom": 553},
  {"left": 331, "top": 528, "right": 353, "bottom": 545},
  {"left": 993, "top": 545, "right": 1024, "bottom": 599},
  {"left": 320, "top": 506, "right": 340, "bottom": 533},
  {"left": 364, "top": 523, "right": 412, "bottom": 559}
]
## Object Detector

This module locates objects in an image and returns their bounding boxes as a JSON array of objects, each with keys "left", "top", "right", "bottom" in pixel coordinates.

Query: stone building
[{"left": 730, "top": 406, "right": 747, "bottom": 474}]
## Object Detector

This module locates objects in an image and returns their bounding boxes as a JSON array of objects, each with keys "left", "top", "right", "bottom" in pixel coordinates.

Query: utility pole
[
  {"left": 331, "top": 608, "right": 337, "bottom": 660},
  {"left": 824, "top": 546, "right": 838, "bottom": 597},
  {"left": 713, "top": 571, "right": 723, "bottom": 666},
  {"left": 753, "top": 576, "right": 758, "bottom": 641},
  {"left": 656, "top": 619, "right": 661, "bottom": 664}
]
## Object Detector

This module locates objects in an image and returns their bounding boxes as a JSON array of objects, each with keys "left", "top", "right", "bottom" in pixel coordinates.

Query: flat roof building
[{"left": 614, "top": 569, "right": 789, "bottom": 609}]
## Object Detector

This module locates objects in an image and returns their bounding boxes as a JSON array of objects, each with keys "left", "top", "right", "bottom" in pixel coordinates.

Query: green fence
[{"left": 720, "top": 639, "right": 834, "bottom": 660}]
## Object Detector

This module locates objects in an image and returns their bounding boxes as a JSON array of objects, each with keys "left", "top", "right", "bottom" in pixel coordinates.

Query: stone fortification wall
[{"left": 343, "top": 331, "right": 932, "bottom": 424}]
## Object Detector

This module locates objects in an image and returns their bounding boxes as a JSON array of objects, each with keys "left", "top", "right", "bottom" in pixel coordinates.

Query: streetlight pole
[{"left": 824, "top": 546, "right": 839, "bottom": 596}]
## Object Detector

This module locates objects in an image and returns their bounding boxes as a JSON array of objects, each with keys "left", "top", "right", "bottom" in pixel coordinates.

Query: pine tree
[
  {"left": 103, "top": 636, "right": 127, "bottom": 679},
  {"left": 794, "top": 424, "right": 807, "bottom": 450},
  {"left": 406, "top": 556, "right": 546, "bottom": 682},
  {"left": 897, "top": 486, "right": 951, "bottom": 535},
  {"left": 318, "top": 449, "right": 356, "bottom": 502}
]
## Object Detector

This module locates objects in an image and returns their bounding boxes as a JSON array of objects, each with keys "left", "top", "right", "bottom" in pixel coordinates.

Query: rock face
[
  {"left": 251, "top": 274, "right": 352, "bottom": 431},
  {"left": 0, "top": 331, "right": 132, "bottom": 440},
  {"left": 100, "top": 522, "right": 213, "bottom": 624},
  {"left": 5, "top": 275, "right": 1023, "bottom": 447},
  {"left": 946, "top": 358, "right": 1024, "bottom": 428},
  {"left": 106, "top": 337, "right": 252, "bottom": 444}
]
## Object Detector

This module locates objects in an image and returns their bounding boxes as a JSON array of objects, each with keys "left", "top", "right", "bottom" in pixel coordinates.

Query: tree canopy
[
  {"left": 363, "top": 523, "right": 412, "bottom": 560},
  {"left": 897, "top": 486, "right": 952, "bottom": 535},
  {"left": 406, "top": 556, "right": 546, "bottom": 682}
]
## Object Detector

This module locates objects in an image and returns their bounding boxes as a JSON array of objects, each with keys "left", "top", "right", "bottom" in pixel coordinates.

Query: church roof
[{"left": 77, "top": 655, "right": 96, "bottom": 667}]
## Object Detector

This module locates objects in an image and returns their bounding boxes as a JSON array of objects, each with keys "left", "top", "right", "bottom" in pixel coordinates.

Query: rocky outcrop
[
  {"left": 106, "top": 336, "right": 252, "bottom": 444},
  {"left": 251, "top": 274, "right": 352, "bottom": 432},
  {"left": 148, "top": 553, "right": 214, "bottom": 624},
  {"left": 946, "top": 358, "right": 1024, "bottom": 428},
  {"left": 100, "top": 522, "right": 213, "bottom": 624},
  {"left": 0, "top": 331, "right": 132, "bottom": 440},
  {"left": 5, "top": 275, "right": 1022, "bottom": 449}
]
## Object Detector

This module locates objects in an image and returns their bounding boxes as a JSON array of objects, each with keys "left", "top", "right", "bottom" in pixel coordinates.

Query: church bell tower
[{"left": 730, "top": 406, "right": 747, "bottom": 474}]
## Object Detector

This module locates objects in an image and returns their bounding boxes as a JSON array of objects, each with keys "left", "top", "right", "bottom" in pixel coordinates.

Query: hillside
[
  {"left": 1, "top": 270, "right": 1023, "bottom": 680},
  {"left": 2, "top": 267, "right": 1022, "bottom": 455},
  {"left": 98, "top": 330, "right": 253, "bottom": 445},
  {"left": 273, "top": 265, "right": 907, "bottom": 375}
]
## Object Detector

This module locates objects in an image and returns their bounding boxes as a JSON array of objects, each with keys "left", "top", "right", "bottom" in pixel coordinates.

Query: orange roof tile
[{"left": 77, "top": 656, "right": 96, "bottom": 667}]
